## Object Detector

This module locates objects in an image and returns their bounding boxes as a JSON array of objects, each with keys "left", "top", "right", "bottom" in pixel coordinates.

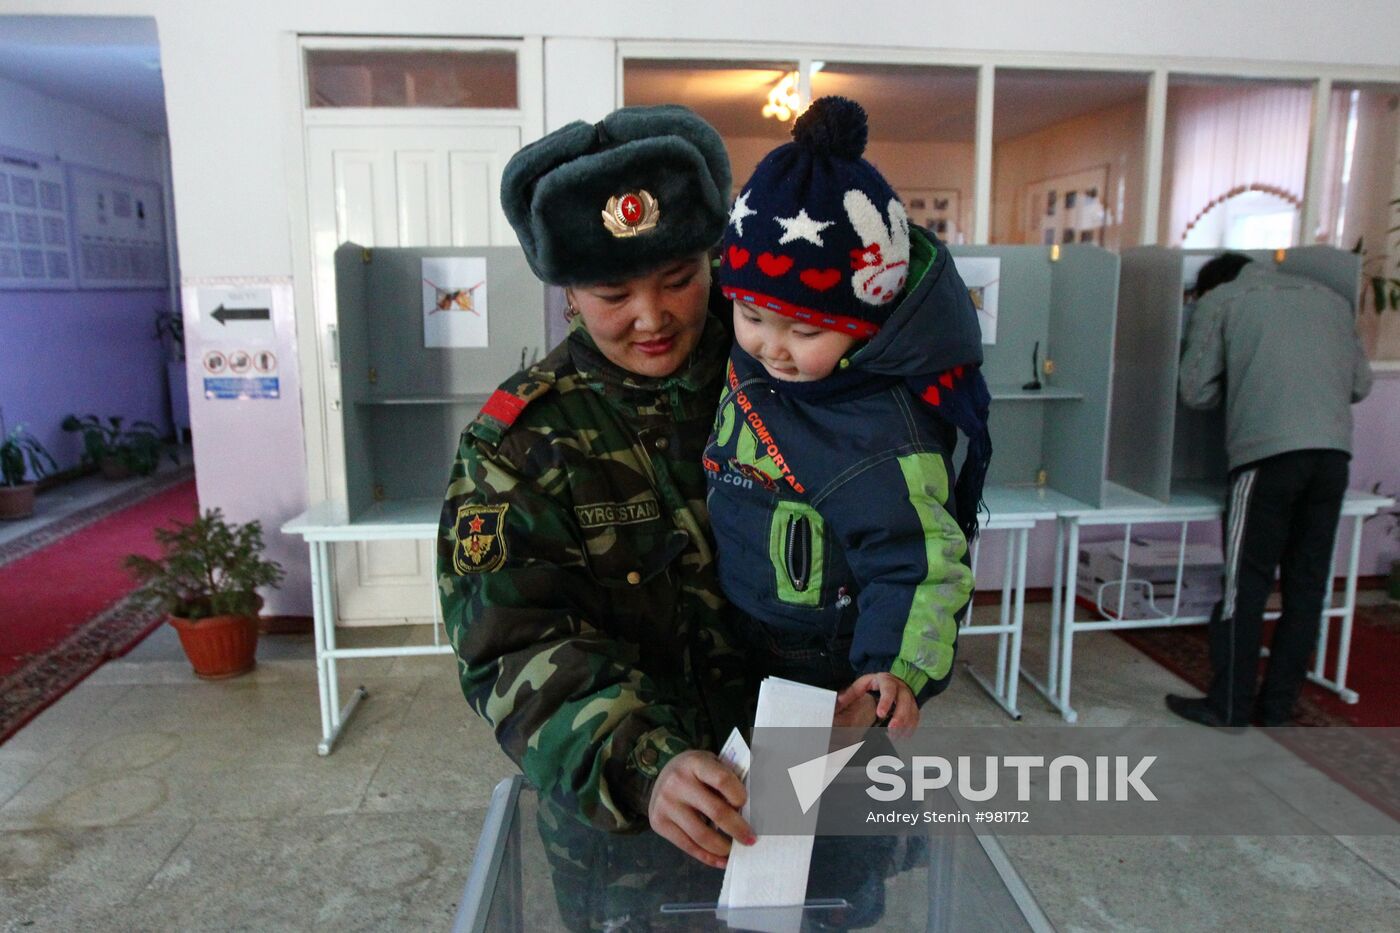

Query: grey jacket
[{"left": 1179, "top": 262, "right": 1373, "bottom": 471}]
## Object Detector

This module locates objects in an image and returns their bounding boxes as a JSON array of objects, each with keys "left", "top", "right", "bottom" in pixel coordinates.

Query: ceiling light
[{"left": 763, "top": 71, "right": 805, "bottom": 122}]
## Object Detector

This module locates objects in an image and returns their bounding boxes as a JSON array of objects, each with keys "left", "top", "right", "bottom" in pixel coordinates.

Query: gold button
[
  {"left": 654, "top": 437, "right": 669, "bottom": 451},
  {"left": 626, "top": 571, "right": 642, "bottom": 585}
]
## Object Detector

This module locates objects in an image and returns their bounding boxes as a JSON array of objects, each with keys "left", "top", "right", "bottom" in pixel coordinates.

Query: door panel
[{"left": 307, "top": 123, "right": 522, "bottom": 623}]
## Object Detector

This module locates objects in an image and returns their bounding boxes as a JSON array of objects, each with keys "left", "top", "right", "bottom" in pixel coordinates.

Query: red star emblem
[
  {"left": 468, "top": 515, "right": 485, "bottom": 534},
  {"left": 620, "top": 194, "right": 642, "bottom": 224}
]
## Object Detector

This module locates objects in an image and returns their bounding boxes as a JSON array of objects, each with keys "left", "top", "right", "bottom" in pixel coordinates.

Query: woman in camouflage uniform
[{"left": 437, "top": 105, "right": 757, "bottom": 877}]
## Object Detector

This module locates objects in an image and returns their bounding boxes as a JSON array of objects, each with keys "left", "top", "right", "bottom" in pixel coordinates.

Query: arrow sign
[
  {"left": 211, "top": 304, "right": 270, "bottom": 326},
  {"left": 788, "top": 740, "right": 865, "bottom": 814}
]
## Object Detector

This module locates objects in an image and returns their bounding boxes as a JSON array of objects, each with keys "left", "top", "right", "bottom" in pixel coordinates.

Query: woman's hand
[
  {"left": 648, "top": 749, "right": 756, "bottom": 869},
  {"left": 835, "top": 673, "right": 919, "bottom": 736}
]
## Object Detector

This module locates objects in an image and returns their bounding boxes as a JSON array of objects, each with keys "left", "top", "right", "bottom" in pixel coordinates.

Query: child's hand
[
  {"left": 836, "top": 673, "right": 919, "bottom": 735},
  {"left": 832, "top": 690, "right": 878, "bottom": 728}
]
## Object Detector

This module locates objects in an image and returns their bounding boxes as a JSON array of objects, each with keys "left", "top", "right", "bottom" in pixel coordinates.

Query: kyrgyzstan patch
[
  {"left": 573, "top": 499, "right": 662, "bottom": 529},
  {"left": 453, "top": 503, "right": 510, "bottom": 574}
]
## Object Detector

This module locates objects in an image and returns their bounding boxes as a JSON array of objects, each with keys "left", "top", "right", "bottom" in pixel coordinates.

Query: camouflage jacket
[{"left": 437, "top": 313, "right": 750, "bottom": 832}]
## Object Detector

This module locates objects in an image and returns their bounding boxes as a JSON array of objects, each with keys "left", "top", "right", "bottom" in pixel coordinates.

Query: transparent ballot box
[{"left": 454, "top": 776, "right": 1050, "bottom": 933}]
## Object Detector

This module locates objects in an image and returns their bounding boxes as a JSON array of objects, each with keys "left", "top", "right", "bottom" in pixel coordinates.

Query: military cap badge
[
  {"left": 602, "top": 190, "right": 660, "bottom": 237},
  {"left": 453, "top": 503, "right": 510, "bottom": 574}
]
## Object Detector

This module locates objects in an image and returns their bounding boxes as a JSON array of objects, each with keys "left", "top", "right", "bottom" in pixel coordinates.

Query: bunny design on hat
[{"left": 844, "top": 189, "right": 910, "bottom": 306}]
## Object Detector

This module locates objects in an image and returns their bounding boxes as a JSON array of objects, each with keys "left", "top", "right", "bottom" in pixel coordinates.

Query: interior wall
[
  {"left": 991, "top": 98, "right": 1145, "bottom": 248},
  {"left": 0, "top": 74, "right": 171, "bottom": 475}
]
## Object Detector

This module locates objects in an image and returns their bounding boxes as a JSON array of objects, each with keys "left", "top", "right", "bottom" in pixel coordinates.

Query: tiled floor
[
  {"left": 3, "top": 606, "right": 1398, "bottom": 931},
  {"left": 2, "top": 472, "right": 1397, "bottom": 930}
]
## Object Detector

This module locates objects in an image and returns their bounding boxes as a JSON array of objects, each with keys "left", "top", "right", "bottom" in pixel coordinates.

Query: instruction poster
[
  {"left": 68, "top": 164, "right": 166, "bottom": 290},
  {"left": 422, "top": 256, "right": 489, "bottom": 348},
  {"left": 0, "top": 148, "right": 76, "bottom": 290},
  {"left": 192, "top": 284, "right": 281, "bottom": 400},
  {"left": 952, "top": 256, "right": 1000, "bottom": 345}
]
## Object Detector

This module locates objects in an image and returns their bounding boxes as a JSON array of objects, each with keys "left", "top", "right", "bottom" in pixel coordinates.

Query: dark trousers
[{"left": 1206, "top": 449, "right": 1349, "bottom": 724}]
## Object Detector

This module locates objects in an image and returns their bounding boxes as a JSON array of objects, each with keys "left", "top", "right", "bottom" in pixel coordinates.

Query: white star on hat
[
  {"left": 728, "top": 190, "right": 756, "bottom": 237},
  {"left": 775, "top": 208, "right": 835, "bottom": 247}
]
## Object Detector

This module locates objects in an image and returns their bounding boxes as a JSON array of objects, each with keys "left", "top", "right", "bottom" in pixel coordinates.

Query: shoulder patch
[
  {"left": 468, "top": 376, "right": 554, "bottom": 447},
  {"left": 452, "top": 503, "right": 509, "bottom": 573}
]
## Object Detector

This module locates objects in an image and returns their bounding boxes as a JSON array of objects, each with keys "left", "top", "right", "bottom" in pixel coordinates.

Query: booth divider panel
[
  {"left": 1109, "top": 247, "right": 1186, "bottom": 503},
  {"left": 1041, "top": 246, "right": 1120, "bottom": 508},
  {"left": 335, "top": 244, "right": 376, "bottom": 518},
  {"left": 368, "top": 402, "right": 486, "bottom": 503},
  {"left": 950, "top": 245, "right": 1053, "bottom": 393}
]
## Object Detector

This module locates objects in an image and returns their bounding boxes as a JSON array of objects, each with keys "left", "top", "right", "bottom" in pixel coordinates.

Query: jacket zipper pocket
[{"left": 785, "top": 514, "right": 812, "bottom": 592}]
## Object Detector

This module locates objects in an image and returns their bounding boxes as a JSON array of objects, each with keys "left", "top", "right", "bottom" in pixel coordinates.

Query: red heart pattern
[
  {"left": 757, "top": 252, "right": 794, "bottom": 277},
  {"left": 727, "top": 245, "right": 750, "bottom": 269},
  {"left": 799, "top": 268, "right": 842, "bottom": 291}
]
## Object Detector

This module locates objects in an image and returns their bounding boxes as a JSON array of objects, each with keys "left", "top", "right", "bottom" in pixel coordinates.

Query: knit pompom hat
[{"left": 719, "top": 97, "right": 909, "bottom": 339}]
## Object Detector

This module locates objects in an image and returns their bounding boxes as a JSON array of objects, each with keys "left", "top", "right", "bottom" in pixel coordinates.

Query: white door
[{"left": 306, "top": 123, "right": 521, "bottom": 623}]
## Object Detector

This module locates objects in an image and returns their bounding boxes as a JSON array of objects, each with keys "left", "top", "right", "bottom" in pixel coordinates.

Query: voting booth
[
  {"left": 333, "top": 243, "right": 548, "bottom": 519},
  {"left": 1109, "top": 245, "right": 1363, "bottom": 503},
  {"left": 950, "top": 245, "right": 1120, "bottom": 510}
]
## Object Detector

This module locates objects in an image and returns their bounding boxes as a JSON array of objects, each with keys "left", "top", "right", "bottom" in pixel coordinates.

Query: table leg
[
  {"left": 1056, "top": 521, "right": 1080, "bottom": 723},
  {"left": 317, "top": 540, "right": 368, "bottom": 756},
  {"left": 308, "top": 540, "right": 333, "bottom": 749},
  {"left": 1006, "top": 527, "right": 1029, "bottom": 718},
  {"left": 1306, "top": 516, "right": 1363, "bottom": 704},
  {"left": 1047, "top": 519, "right": 1064, "bottom": 686},
  {"left": 995, "top": 531, "right": 1015, "bottom": 697},
  {"left": 1022, "top": 519, "right": 1065, "bottom": 714}
]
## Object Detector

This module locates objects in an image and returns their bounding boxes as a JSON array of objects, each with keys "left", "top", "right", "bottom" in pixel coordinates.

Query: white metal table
[
  {"left": 282, "top": 499, "right": 445, "bottom": 755},
  {"left": 963, "top": 485, "right": 1091, "bottom": 719},
  {"left": 1024, "top": 483, "right": 1394, "bottom": 723}
]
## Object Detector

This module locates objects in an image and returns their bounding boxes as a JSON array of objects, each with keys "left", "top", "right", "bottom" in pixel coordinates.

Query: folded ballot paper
[{"left": 716, "top": 677, "right": 837, "bottom": 932}]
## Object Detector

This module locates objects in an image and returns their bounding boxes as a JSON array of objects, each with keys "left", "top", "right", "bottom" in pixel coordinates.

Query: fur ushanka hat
[{"left": 500, "top": 105, "right": 732, "bottom": 286}]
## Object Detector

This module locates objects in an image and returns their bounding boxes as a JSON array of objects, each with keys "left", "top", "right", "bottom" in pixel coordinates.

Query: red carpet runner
[
  {"left": 0, "top": 479, "right": 198, "bottom": 743},
  {"left": 1116, "top": 604, "right": 1399, "bottom": 728}
]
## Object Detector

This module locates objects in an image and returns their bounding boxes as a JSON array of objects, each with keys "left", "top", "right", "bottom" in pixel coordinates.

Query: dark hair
[{"left": 1192, "top": 252, "right": 1253, "bottom": 299}]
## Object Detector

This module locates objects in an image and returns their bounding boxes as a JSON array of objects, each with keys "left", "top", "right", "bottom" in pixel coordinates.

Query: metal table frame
[
  {"left": 283, "top": 499, "right": 446, "bottom": 755},
  {"left": 961, "top": 486, "right": 1088, "bottom": 720},
  {"left": 1024, "top": 485, "right": 1394, "bottom": 723}
]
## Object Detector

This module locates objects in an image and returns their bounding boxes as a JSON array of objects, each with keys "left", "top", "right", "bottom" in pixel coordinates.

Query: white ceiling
[
  {"left": 624, "top": 60, "right": 1150, "bottom": 144},
  {"left": 0, "top": 16, "right": 167, "bottom": 136}
]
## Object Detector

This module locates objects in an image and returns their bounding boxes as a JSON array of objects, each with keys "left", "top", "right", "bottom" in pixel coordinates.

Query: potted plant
[
  {"left": 0, "top": 410, "right": 58, "bottom": 520},
  {"left": 61, "top": 413, "right": 175, "bottom": 479},
  {"left": 124, "top": 508, "right": 285, "bottom": 679}
]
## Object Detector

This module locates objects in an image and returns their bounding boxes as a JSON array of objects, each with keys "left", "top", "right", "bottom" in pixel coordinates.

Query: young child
[{"left": 704, "top": 96, "right": 991, "bottom": 731}]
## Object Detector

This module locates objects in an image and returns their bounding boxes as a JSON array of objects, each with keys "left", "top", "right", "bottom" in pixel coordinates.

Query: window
[
  {"left": 305, "top": 48, "right": 518, "bottom": 108},
  {"left": 1162, "top": 76, "right": 1313, "bottom": 246},
  {"left": 812, "top": 63, "right": 978, "bottom": 243},
  {"left": 623, "top": 58, "right": 801, "bottom": 196},
  {"left": 991, "top": 69, "right": 1149, "bottom": 250}
]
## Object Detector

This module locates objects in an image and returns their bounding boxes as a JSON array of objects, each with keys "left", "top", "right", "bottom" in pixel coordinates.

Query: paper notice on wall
[
  {"left": 422, "top": 257, "right": 488, "bottom": 348},
  {"left": 952, "top": 256, "right": 1000, "bottom": 345}
]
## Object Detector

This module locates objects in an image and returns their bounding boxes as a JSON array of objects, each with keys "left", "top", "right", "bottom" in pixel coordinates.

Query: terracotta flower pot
[
  {"left": 0, "top": 483, "right": 37, "bottom": 520},
  {"left": 168, "top": 612, "right": 259, "bottom": 679},
  {"left": 99, "top": 456, "right": 134, "bottom": 481}
]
